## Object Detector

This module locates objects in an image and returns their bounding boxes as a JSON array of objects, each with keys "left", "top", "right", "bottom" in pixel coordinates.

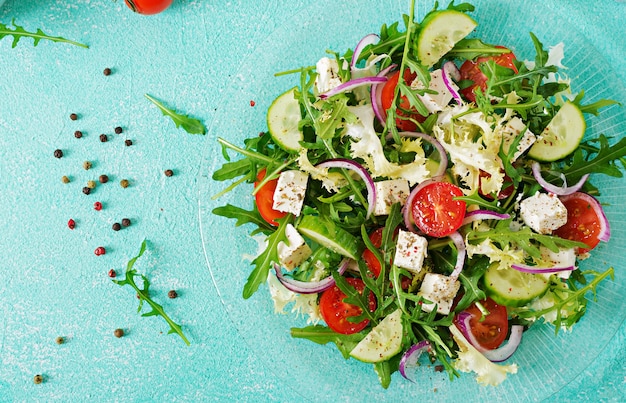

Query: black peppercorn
[
  {"left": 82, "top": 187, "right": 91, "bottom": 195},
  {"left": 74, "top": 130, "right": 83, "bottom": 139},
  {"left": 103, "top": 67, "right": 111, "bottom": 76},
  {"left": 112, "top": 222, "right": 121, "bottom": 231},
  {"left": 164, "top": 169, "right": 174, "bottom": 177},
  {"left": 54, "top": 149, "right": 63, "bottom": 158},
  {"left": 113, "top": 328, "right": 124, "bottom": 338},
  {"left": 70, "top": 113, "right": 78, "bottom": 121},
  {"left": 99, "top": 174, "right": 109, "bottom": 184},
  {"left": 114, "top": 126, "right": 123, "bottom": 134},
  {"left": 167, "top": 290, "right": 178, "bottom": 299},
  {"left": 99, "top": 134, "right": 108, "bottom": 142},
  {"left": 125, "top": 139, "right": 133, "bottom": 146},
  {"left": 121, "top": 218, "right": 131, "bottom": 227}
]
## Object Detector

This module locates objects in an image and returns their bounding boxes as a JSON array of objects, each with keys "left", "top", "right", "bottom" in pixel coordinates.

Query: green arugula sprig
[
  {"left": 0, "top": 19, "right": 88, "bottom": 48},
  {"left": 113, "top": 240, "right": 190, "bottom": 345},
  {"left": 145, "top": 94, "right": 206, "bottom": 135}
]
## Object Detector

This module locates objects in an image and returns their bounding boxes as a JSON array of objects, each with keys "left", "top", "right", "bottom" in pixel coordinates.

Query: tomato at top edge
[
  {"left": 380, "top": 69, "right": 427, "bottom": 131},
  {"left": 319, "top": 277, "right": 376, "bottom": 335},
  {"left": 454, "top": 297, "right": 508, "bottom": 350},
  {"left": 459, "top": 46, "right": 519, "bottom": 103},
  {"left": 125, "top": 0, "right": 173, "bottom": 15},
  {"left": 410, "top": 182, "right": 466, "bottom": 238},
  {"left": 553, "top": 192, "right": 604, "bottom": 254},
  {"left": 254, "top": 169, "right": 287, "bottom": 226}
]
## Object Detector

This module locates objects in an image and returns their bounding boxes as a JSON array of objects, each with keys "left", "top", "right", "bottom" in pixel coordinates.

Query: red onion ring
[
  {"left": 350, "top": 33, "right": 379, "bottom": 70},
  {"left": 403, "top": 177, "right": 443, "bottom": 233},
  {"left": 456, "top": 312, "right": 524, "bottom": 362},
  {"left": 462, "top": 210, "right": 511, "bottom": 226},
  {"left": 316, "top": 158, "right": 377, "bottom": 220},
  {"left": 442, "top": 61, "right": 462, "bottom": 104},
  {"left": 511, "top": 263, "right": 575, "bottom": 274},
  {"left": 531, "top": 162, "right": 589, "bottom": 196},
  {"left": 559, "top": 192, "right": 611, "bottom": 242},
  {"left": 371, "top": 64, "right": 396, "bottom": 125},
  {"left": 273, "top": 258, "right": 350, "bottom": 294},
  {"left": 319, "top": 76, "right": 387, "bottom": 100},
  {"left": 398, "top": 340, "right": 432, "bottom": 382},
  {"left": 449, "top": 231, "right": 466, "bottom": 280}
]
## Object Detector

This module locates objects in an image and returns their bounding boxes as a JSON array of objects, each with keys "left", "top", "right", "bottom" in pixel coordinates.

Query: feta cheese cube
[
  {"left": 393, "top": 230, "right": 428, "bottom": 275},
  {"left": 314, "top": 57, "right": 342, "bottom": 94},
  {"left": 374, "top": 179, "right": 410, "bottom": 216},
  {"left": 519, "top": 192, "right": 567, "bottom": 234},
  {"left": 273, "top": 170, "right": 309, "bottom": 216},
  {"left": 540, "top": 246, "right": 577, "bottom": 279},
  {"left": 502, "top": 117, "right": 536, "bottom": 161},
  {"left": 277, "top": 224, "right": 312, "bottom": 271},
  {"left": 418, "top": 273, "right": 461, "bottom": 315},
  {"left": 410, "top": 69, "right": 457, "bottom": 114}
]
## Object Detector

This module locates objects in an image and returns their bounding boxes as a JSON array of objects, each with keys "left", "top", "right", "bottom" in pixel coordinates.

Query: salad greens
[
  {"left": 212, "top": 0, "right": 624, "bottom": 388},
  {"left": 0, "top": 19, "right": 88, "bottom": 48},
  {"left": 145, "top": 94, "right": 207, "bottom": 135}
]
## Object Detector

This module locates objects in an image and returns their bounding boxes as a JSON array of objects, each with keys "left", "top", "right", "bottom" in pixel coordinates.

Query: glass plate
[{"left": 198, "top": 0, "right": 626, "bottom": 400}]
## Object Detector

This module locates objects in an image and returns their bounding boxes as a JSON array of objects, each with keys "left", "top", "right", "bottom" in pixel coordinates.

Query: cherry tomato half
[
  {"left": 553, "top": 192, "right": 604, "bottom": 254},
  {"left": 410, "top": 182, "right": 466, "bottom": 238},
  {"left": 319, "top": 277, "right": 376, "bottom": 335},
  {"left": 254, "top": 169, "right": 287, "bottom": 226},
  {"left": 362, "top": 227, "right": 412, "bottom": 289},
  {"left": 454, "top": 297, "right": 508, "bottom": 350},
  {"left": 125, "top": 0, "right": 173, "bottom": 15},
  {"left": 459, "top": 46, "right": 518, "bottom": 103},
  {"left": 380, "top": 69, "right": 427, "bottom": 131}
]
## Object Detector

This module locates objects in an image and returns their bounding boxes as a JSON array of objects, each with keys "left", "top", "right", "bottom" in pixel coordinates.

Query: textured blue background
[{"left": 0, "top": 0, "right": 624, "bottom": 401}]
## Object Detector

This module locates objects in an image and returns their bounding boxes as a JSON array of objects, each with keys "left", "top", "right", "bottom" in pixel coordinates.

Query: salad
[{"left": 212, "top": 0, "right": 625, "bottom": 388}]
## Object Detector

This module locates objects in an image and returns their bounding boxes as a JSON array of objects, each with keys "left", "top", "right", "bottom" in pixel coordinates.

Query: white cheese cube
[
  {"left": 272, "top": 170, "right": 309, "bottom": 216},
  {"left": 418, "top": 273, "right": 460, "bottom": 315},
  {"left": 393, "top": 230, "right": 428, "bottom": 275},
  {"left": 277, "top": 224, "right": 312, "bottom": 271},
  {"left": 374, "top": 179, "right": 410, "bottom": 216},
  {"left": 519, "top": 192, "right": 567, "bottom": 234},
  {"left": 502, "top": 117, "right": 536, "bottom": 161},
  {"left": 540, "top": 246, "right": 577, "bottom": 279},
  {"left": 315, "top": 57, "right": 342, "bottom": 94},
  {"left": 410, "top": 69, "right": 457, "bottom": 114}
]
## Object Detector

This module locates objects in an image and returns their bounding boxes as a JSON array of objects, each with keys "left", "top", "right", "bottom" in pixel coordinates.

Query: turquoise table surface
[{"left": 0, "top": 0, "right": 624, "bottom": 402}]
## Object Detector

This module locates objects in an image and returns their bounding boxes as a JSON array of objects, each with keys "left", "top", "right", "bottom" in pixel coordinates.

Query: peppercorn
[
  {"left": 68, "top": 219, "right": 76, "bottom": 230},
  {"left": 112, "top": 222, "right": 121, "bottom": 231},
  {"left": 99, "top": 134, "right": 108, "bottom": 142},
  {"left": 94, "top": 246, "right": 106, "bottom": 256},
  {"left": 121, "top": 218, "right": 131, "bottom": 227},
  {"left": 113, "top": 328, "right": 124, "bottom": 338},
  {"left": 70, "top": 113, "right": 78, "bottom": 121},
  {"left": 434, "top": 365, "right": 444, "bottom": 373},
  {"left": 87, "top": 180, "right": 96, "bottom": 189},
  {"left": 82, "top": 187, "right": 91, "bottom": 195},
  {"left": 108, "top": 269, "right": 116, "bottom": 278},
  {"left": 61, "top": 176, "right": 70, "bottom": 184},
  {"left": 33, "top": 374, "right": 43, "bottom": 384},
  {"left": 124, "top": 139, "right": 133, "bottom": 146},
  {"left": 164, "top": 169, "right": 174, "bottom": 177},
  {"left": 99, "top": 174, "right": 109, "bottom": 184},
  {"left": 94, "top": 201, "right": 103, "bottom": 211},
  {"left": 74, "top": 130, "right": 83, "bottom": 139},
  {"left": 167, "top": 290, "right": 178, "bottom": 299},
  {"left": 55, "top": 336, "right": 65, "bottom": 345},
  {"left": 54, "top": 149, "right": 63, "bottom": 159},
  {"left": 120, "top": 179, "right": 129, "bottom": 188},
  {"left": 103, "top": 67, "right": 111, "bottom": 76},
  {"left": 83, "top": 161, "right": 92, "bottom": 170},
  {"left": 114, "top": 126, "right": 123, "bottom": 134}
]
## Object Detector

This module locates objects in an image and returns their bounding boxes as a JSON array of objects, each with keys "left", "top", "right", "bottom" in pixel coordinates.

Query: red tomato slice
[
  {"left": 454, "top": 298, "right": 508, "bottom": 350},
  {"left": 362, "top": 227, "right": 412, "bottom": 289},
  {"left": 380, "top": 70, "right": 427, "bottom": 131},
  {"left": 410, "top": 182, "right": 466, "bottom": 238},
  {"left": 254, "top": 169, "right": 287, "bottom": 226},
  {"left": 553, "top": 193, "right": 603, "bottom": 254},
  {"left": 459, "top": 46, "right": 518, "bottom": 103},
  {"left": 319, "top": 277, "right": 376, "bottom": 335}
]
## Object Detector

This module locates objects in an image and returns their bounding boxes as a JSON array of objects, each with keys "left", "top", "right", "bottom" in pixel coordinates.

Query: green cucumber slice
[
  {"left": 267, "top": 87, "right": 303, "bottom": 152},
  {"left": 527, "top": 101, "right": 586, "bottom": 161},
  {"left": 483, "top": 263, "right": 550, "bottom": 307},
  {"left": 296, "top": 215, "right": 360, "bottom": 260},
  {"left": 417, "top": 10, "right": 477, "bottom": 68},
  {"left": 350, "top": 309, "right": 403, "bottom": 363}
]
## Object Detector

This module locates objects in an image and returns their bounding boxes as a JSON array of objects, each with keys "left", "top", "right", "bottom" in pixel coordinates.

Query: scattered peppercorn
[
  {"left": 112, "top": 222, "right": 121, "bottom": 231},
  {"left": 99, "top": 134, "right": 108, "bottom": 142},
  {"left": 114, "top": 126, "right": 123, "bottom": 134},
  {"left": 94, "top": 246, "right": 106, "bottom": 256},
  {"left": 164, "top": 169, "right": 173, "bottom": 177},
  {"left": 55, "top": 336, "right": 65, "bottom": 345},
  {"left": 94, "top": 201, "right": 103, "bottom": 211},
  {"left": 61, "top": 176, "right": 70, "bottom": 184},
  {"left": 83, "top": 161, "right": 92, "bottom": 170},
  {"left": 103, "top": 67, "right": 111, "bottom": 76},
  {"left": 121, "top": 218, "right": 131, "bottom": 227},
  {"left": 124, "top": 139, "right": 133, "bottom": 146},
  {"left": 250, "top": 100, "right": 256, "bottom": 107},
  {"left": 33, "top": 375, "right": 43, "bottom": 384},
  {"left": 113, "top": 328, "right": 124, "bottom": 338},
  {"left": 167, "top": 290, "right": 178, "bottom": 299},
  {"left": 82, "top": 187, "right": 91, "bottom": 195},
  {"left": 87, "top": 180, "right": 96, "bottom": 189},
  {"left": 68, "top": 219, "right": 76, "bottom": 230},
  {"left": 74, "top": 130, "right": 83, "bottom": 139},
  {"left": 99, "top": 174, "right": 109, "bottom": 184},
  {"left": 120, "top": 179, "right": 129, "bottom": 188},
  {"left": 54, "top": 149, "right": 63, "bottom": 159},
  {"left": 108, "top": 269, "right": 116, "bottom": 278},
  {"left": 70, "top": 113, "right": 78, "bottom": 121},
  {"left": 434, "top": 365, "right": 444, "bottom": 373}
]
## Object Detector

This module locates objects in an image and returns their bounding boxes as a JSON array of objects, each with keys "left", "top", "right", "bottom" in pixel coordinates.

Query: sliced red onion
[
  {"left": 403, "top": 177, "right": 443, "bottom": 233},
  {"left": 462, "top": 210, "right": 511, "bottom": 226},
  {"left": 560, "top": 192, "right": 611, "bottom": 243},
  {"left": 511, "top": 263, "right": 575, "bottom": 274},
  {"left": 351, "top": 33, "right": 379, "bottom": 70},
  {"left": 531, "top": 161, "right": 589, "bottom": 196},
  {"left": 442, "top": 61, "right": 462, "bottom": 104},
  {"left": 394, "top": 131, "right": 448, "bottom": 178},
  {"left": 319, "top": 76, "right": 387, "bottom": 100},
  {"left": 456, "top": 312, "right": 524, "bottom": 362},
  {"left": 316, "top": 158, "right": 376, "bottom": 220},
  {"left": 449, "top": 231, "right": 466, "bottom": 280},
  {"left": 273, "top": 258, "right": 350, "bottom": 294},
  {"left": 371, "top": 64, "right": 396, "bottom": 125},
  {"left": 398, "top": 340, "right": 432, "bottom": 383}
]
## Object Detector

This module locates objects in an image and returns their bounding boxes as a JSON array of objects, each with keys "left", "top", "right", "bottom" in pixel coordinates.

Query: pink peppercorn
[
  {"left": 94, "top": 201, "right": 103, "bottom": 211},
  {"left": 68, "top": 219, "right": 76, "bottom": 230},
  {"left": 108, "top": 269, "right": 116, "bottom": 278},
  {"left": 94, "top": 246, "right": 106, "bottom": 256}
]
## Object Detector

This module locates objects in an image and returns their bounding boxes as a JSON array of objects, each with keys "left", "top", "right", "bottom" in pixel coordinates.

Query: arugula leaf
[
  {"left": 212, "top": 204, "right": 273, "bottom": 235},
  {"left": 145, "top": 94, "right": 206, "bottom": 135},
  {"left": 447, "top": 38, "right": 507, "bottom": 61},
  {"left": 561, "top": 135, "right": 626, "bottom": 184},
  {"left": 113, "top": 240, "right": 190, "bottom": 345},
  {"left": 571, "top": 90, "right": 621, "bottom": 116},
  {"left": 0, "top": 19, "right": 88, "bottom": 48},
  {"left": 290, "top": 325, "right": 364, "bottom": 358}
]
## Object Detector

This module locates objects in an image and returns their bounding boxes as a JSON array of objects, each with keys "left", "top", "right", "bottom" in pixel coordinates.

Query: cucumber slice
[
  {"left": 483, "top": 263, "right": 550, "bottom": 307},
  {"left": 417, "top": 10, "right": 477, "bottom": 68},
  {"left": 527, "top": 101, "right": 586, "bottom": 161},
  {"left": 267, "top": 87, "right": 303, "bottom": 152},
  {"left": 350, "top": 309, "right": 403, "bottom": 363},
  {"left": 296, "top": 215, "right": 360, "bottom": 260}
]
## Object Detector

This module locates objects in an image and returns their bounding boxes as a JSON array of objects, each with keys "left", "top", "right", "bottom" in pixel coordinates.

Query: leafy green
[
  {"left": 212, "top": 204, "right": 274, "bottom": 235},
  {"left": 113, "top": 240, "right": 190, "bottom": 346},
  {"left": 290, "top": 325, "right": 364, "bottom": 358},
  {"left": 447, "top": 38, "right": 507, "bottom": 61},
  {"left": 0, "top": 19, "right": 88, "bottom": 48},
  {"left": 145, "top": 94, "right": 206, "bottom": 135}
]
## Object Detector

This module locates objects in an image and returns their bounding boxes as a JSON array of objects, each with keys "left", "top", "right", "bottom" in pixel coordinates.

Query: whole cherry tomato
[{"left": 125, "top": 0, "right": 173, "bottom": 15}]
